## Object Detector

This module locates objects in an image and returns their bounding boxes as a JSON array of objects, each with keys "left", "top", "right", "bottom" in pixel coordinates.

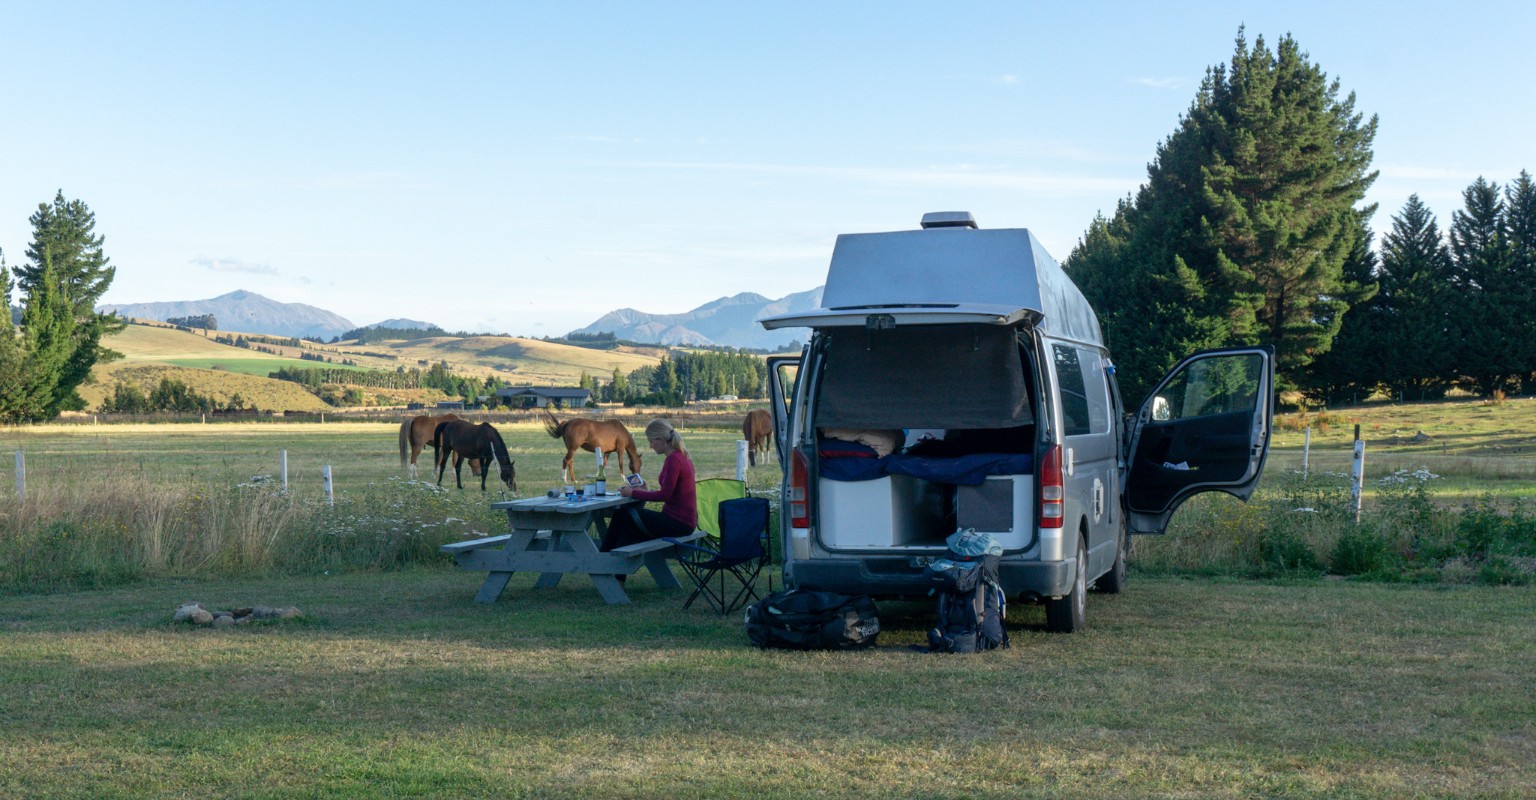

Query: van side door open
[
  {"left": 1124, "top": 346, "right": 1274, "bottom": 534},
  {"left": 766, "top": 356, "right": 800, "bottom": 465}
]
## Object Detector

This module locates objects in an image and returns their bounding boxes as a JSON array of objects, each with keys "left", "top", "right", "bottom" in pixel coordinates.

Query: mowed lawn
[{"left": 1, "top": 570, "right": 1531, "bottom": 799}]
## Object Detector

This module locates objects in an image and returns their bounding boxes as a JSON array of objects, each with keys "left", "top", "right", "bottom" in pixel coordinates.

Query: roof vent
[{"left": 920, "top": 211, "right": 978, "bottom": 230}]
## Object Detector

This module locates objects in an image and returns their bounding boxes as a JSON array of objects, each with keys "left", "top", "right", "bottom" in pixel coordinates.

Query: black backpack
[
  {"left": 745, "top": 589, "right": 880, "bottom": 650},
  {"left": 923, "top": 553, "right": 1010, "bottom": 654}
]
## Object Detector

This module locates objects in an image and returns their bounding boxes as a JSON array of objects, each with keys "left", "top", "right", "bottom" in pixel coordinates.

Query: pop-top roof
[{"left": 759, "top": 218, "right": 1103, "bottom": 345}]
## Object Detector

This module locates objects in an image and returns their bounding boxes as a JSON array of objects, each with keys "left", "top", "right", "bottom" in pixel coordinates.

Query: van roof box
[{"left": 759, "top": 214, "right": 1103, "bottom": 344}]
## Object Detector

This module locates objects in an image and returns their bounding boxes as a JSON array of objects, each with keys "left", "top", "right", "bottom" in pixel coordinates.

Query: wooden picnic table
[{"left": 440, "top": 493, "right": 704, "bottom": 606}]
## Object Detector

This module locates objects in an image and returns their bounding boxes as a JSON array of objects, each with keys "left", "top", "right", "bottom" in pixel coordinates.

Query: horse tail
[
  {"left": 398, "top": 419, "right": 411, "bottom": 467},
  {"left": 432, "top": 421, "right": 451, "bottom": 466},
  {"left": 542, "top": 409, "right": 566, "bottom": 439}
]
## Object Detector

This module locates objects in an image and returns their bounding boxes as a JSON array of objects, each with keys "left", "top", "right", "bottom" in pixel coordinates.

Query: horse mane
[
  {"left": 483, "top": 423, "right": 511, "bottom": 466},
  {"left": 542, "top": 409, "right": 569, "bottom": 439}
]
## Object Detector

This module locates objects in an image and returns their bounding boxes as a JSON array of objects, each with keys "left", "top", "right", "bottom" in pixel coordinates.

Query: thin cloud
[
  {"left": 1133, "top": 77, "right": 1183, "bottom": 90},
  {"left": 995, "top": 74, "right": 1020, "bottom": 85},
  {"left": 191, "top": 256, "right": 278, "bottom": 276},
  {"left": 611, "top": 160, "right": 1134, "bottom": 196}
]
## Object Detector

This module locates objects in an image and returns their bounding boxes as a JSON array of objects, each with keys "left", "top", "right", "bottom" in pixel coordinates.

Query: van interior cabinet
[{"left": 818, "top": 473, "right": 1035, "bottom": 551}]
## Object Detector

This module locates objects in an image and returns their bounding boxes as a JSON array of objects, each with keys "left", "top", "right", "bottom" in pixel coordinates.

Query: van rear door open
[{"left": 1124, "top": 346, "right": 1275, "bottom": 534}]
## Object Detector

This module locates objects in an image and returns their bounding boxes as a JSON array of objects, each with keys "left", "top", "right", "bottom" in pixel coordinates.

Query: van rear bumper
[{"left": 789, "top": 557, "right": 1075, "bottom": 600}]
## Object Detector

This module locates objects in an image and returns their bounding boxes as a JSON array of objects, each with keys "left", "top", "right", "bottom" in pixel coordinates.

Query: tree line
[
  {"left": 1064, "top": 30, "right": 1533, "bottom": 407},
  {"left": 580, "top": 350, "right": 768, "bottom": 406}
]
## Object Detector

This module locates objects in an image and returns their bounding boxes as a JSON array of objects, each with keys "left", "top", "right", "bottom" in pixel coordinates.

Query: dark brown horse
[
  {"left": 433, "top": 420, "right": 516, "bottom": 491},
  {"left": 399, "top": 413, "right": 480, "bottom": 479},
  {"left": 743, "top": 409, "right": 773, "bottom": 466},
  {"left": 542, "top": 410, "right": 642, "bottom": 483}
]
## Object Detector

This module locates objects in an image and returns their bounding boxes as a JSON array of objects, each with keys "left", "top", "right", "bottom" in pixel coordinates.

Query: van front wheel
[{"left": 1045, "top": 539, "right": 1087, "bottom": 633}]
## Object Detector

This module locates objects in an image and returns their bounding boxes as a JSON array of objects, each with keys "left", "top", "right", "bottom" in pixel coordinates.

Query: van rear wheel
[{"left": 1045, "top": 539, "right": 1087, "bottom": 633}]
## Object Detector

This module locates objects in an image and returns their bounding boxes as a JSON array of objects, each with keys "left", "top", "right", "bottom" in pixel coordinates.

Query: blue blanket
[{"left": 819, "top": 452, "right": 1034, "bottom": 484}]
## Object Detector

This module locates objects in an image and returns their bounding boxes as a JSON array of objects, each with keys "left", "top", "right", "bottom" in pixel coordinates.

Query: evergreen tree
[
  {"left": 1503, "top": 171, "right": 1536, "bottom": 392},
  {"left": 20, "top": 192, "right": 116, "bottom": 315},
  {"left": 1448, "top": 177, "right": 1516, "bottom": 395},
  {"left": 1298, "top": 220, "right": 1382, "bottom": 405},
  {"left": 1064, "top": 30, "right": 1377, "bottom": 400},
  {"left": 12, "top": 259, "right": 76, "bottom": 420},
  {"left": 0, "top": 255, "right": 23, "bottom": 418},
  {"left": 610, "top": 367, "right": 628, "bottom": 402},
  {"left": 15, "top": 193, "right": 124, "bottom": 414}
]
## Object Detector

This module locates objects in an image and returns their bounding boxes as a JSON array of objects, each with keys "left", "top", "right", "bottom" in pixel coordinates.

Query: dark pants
[{"left": 600, "top": 507, "right": 693, "bottom": 552}]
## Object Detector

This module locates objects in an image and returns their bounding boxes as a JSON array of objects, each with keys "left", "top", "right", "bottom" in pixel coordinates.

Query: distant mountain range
[
  {"left": 100, "top": 290, "right": 356, "bottom": 340},
  {"left": 92, "top": 287, "right": 822, "bottom": 349},
  {"left": 570, "top": 287, "right": 822, "bottom": 350}
]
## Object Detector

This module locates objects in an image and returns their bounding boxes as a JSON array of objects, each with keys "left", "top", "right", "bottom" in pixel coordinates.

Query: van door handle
[{"left": 1066, "top": 447, "right": 1075, "bottom": 477}]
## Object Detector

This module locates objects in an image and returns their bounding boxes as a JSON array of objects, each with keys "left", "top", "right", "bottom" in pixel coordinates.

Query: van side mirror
[{"left": 1151, "top": 396, "right": 1171, "bottom": 422}]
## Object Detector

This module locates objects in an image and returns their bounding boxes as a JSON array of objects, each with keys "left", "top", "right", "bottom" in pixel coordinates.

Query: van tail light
[
  {"left": 790, "top": 449, "right": 810, "bottom": 528},
  {"left": 1040, "top": 444, "right": 1064, "bottom": 529}
]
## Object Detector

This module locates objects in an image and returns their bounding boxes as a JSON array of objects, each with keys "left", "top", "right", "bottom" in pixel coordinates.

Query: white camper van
[{"left": 759, "top": 212, "right": 1274, "bottom": 632}]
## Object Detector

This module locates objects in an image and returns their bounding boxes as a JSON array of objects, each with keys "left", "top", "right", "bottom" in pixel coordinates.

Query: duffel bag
[{"left": 745, "top": 589, "right": 879, "bottom": 650}]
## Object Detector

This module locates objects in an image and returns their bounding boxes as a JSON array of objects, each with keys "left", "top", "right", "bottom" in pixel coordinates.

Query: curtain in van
[{"left": 816, "top": 325, "right": 1033, "bottom": 429}]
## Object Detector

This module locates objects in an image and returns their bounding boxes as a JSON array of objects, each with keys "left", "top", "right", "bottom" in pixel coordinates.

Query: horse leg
[
  {"left": 562, "top": 450, "right": 575, "bottom": 485},
  {"left": 454, "top": 457, "right": 465, "bottom": 489}
]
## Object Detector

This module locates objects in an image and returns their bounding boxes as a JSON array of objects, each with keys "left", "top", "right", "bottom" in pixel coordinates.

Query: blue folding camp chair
[{"left": 664, "top": 496, "right": 772, "bottom": 614}]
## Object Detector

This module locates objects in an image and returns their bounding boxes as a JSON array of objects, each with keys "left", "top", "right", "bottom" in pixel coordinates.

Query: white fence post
[
  {"left": 1302, "top": 426, "right": 1311, "bottom": 479},
  {"left": 736, "top": 440, "right": 749, "bottom": 482},
  {"left": 1350, "top": 425, "right": 1365, "bottom": 523},
  {"left": 281, "top": 450, "right": 289, "bottom": 490},
  {"left": 13, "top": 451, "right": 23, "bottom": 500},
  {"left": 322, "top": 465, "right": 333, "bottom": 505}
]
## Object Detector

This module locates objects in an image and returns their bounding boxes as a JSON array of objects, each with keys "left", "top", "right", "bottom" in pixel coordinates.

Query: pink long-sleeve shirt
[{"left": 630, "top": 449, "right": 697, "bottom": 528}]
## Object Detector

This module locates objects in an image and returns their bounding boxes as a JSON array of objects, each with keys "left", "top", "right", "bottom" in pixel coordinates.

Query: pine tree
[
  {"left": 1503, "top": 171, "right": 1536, "bottom": 392},
  {"left": 0, "top": 255, "right": 24, "bottom": 419},
  {"left": 14, "top": 193, "right": 124, "bottom": 415},
  {"left": 1448, "top": 177, "right": 1516, "bottom": 395},
  {"left": 1064, "top": 30, "right": 1377, "bottom": 401},
  {"left": 12, "top": 259, "right": 76, "bottom": 421}
]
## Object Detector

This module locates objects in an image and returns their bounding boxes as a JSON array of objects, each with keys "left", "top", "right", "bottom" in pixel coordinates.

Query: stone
[
  {"left": 211, "top": 615, "right": 236, "bottom": 629},
  {"left": 250, "top": 606, "right": 281, "bottom": 620},
  {"left": 278, "top": 607, "right": 303, "bottom": 620},
  {"left": 172, "top": 603, "right": 206, "bottom": 623},
  {"left": 190, "top": 609, "right": 214, "bottom": 625}
]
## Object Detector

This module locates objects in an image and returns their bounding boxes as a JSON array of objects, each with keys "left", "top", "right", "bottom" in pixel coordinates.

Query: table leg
[
  {"left": 644, "top": 549, "right": 683, "bottom": 589},
  {"left": 590, "top": 574, "right": 631, "bottom": 605},
  {"left": 474, "top": 572, "right": 514, "bottom": 604}
]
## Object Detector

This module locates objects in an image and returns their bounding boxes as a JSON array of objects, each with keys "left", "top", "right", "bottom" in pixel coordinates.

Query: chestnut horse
[
  {"left": 398, "top": 413, "right": 480, "bottom": 479},
  {"left": 542, "top": 410, "right": 642, "bottom": 483},
  {"left": 432, "top": 420, "right": 516, "bottom": 492},
  {"left": 743, "top": 408, "right": 773, "bottom": 466}
]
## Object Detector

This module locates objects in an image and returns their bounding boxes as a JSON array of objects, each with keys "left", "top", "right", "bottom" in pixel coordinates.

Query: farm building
[{"left": 496, "top": 386, "right": 591, "bottom": 409}]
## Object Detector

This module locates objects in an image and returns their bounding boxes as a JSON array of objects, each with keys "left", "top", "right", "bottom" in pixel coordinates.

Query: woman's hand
[{"left": 618, "top": 485, "right": 634, "bottom": 497}]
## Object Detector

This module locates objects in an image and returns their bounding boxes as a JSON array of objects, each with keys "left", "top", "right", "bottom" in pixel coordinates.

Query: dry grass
[{"left": 1, "top": 570, "right": 1531, "bottom": 798}]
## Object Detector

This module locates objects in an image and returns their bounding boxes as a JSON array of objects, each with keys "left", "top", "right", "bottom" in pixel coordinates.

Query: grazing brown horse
[
  {"left": 542, "top": 410, "right": 642, "bottom": 484},
  {"left": 743, "top": 408, "right": 773, "bottom": 466},
  {"left": 399, "top": 413, "right": 480, "bottom": 479},
  {"left": 433, "top": 420, "right": 516, "bottom": 492}
]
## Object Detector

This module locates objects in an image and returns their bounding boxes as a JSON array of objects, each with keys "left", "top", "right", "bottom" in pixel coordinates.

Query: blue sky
[{"left": 2, "top": 2, "right": 1532, "bottom": 337}]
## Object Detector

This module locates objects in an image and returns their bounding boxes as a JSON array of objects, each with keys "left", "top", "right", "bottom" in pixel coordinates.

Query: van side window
[
  {"left": 1077, "top": 348, "right": 1110, "bottom": 434},
  {"left": 1052, "top": 344, "right": 1091, "bottom": 437}
]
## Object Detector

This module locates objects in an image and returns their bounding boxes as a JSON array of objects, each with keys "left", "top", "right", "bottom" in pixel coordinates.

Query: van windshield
[{"left": 815, "top": 325, "right": 1033, "bottom": 430}]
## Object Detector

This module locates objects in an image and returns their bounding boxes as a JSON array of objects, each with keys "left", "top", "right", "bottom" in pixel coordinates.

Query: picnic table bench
[{"left": 440, "top": 494, "right": 705, "bottom": 605}]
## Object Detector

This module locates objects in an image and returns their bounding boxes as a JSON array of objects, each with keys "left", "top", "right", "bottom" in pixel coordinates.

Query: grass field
[
  {"left": 1, "top": 402, "right": 1534, "bottom": 796},
  {"left": 1, "top": 570, "right": 1531, "bottom": 798}
]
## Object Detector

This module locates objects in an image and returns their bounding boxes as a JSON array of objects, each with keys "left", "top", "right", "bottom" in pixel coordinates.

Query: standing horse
[
  {"left": 433, "top": 420, "right": 517, "bottom": 492},
  {"left": 743, "top": 408, "right": 773, "bottom": 466},
  {"left": 542, "top": 410, "right": 642, "bottom": 484},
  {"left": 398, "top": 413, "right": 480, "bottom": 479}
]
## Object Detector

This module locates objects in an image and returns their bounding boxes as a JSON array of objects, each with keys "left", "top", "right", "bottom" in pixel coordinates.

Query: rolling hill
[{"left": 81, "top": 321, "right": 667, "bottom": 412}]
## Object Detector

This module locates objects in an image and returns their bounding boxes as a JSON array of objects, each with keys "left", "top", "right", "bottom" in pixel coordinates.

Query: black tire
[
  {"left": 1045, "top": 537, "right": 1087, "bottom": 633},
  {"left": 1093, "top": 524, "right": 1128, "bottom": 595}
]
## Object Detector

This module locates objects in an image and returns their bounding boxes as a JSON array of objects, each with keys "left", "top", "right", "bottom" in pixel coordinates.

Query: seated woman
[{"left": 600, "top": 419, "right": 697, "bottom": 557}]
